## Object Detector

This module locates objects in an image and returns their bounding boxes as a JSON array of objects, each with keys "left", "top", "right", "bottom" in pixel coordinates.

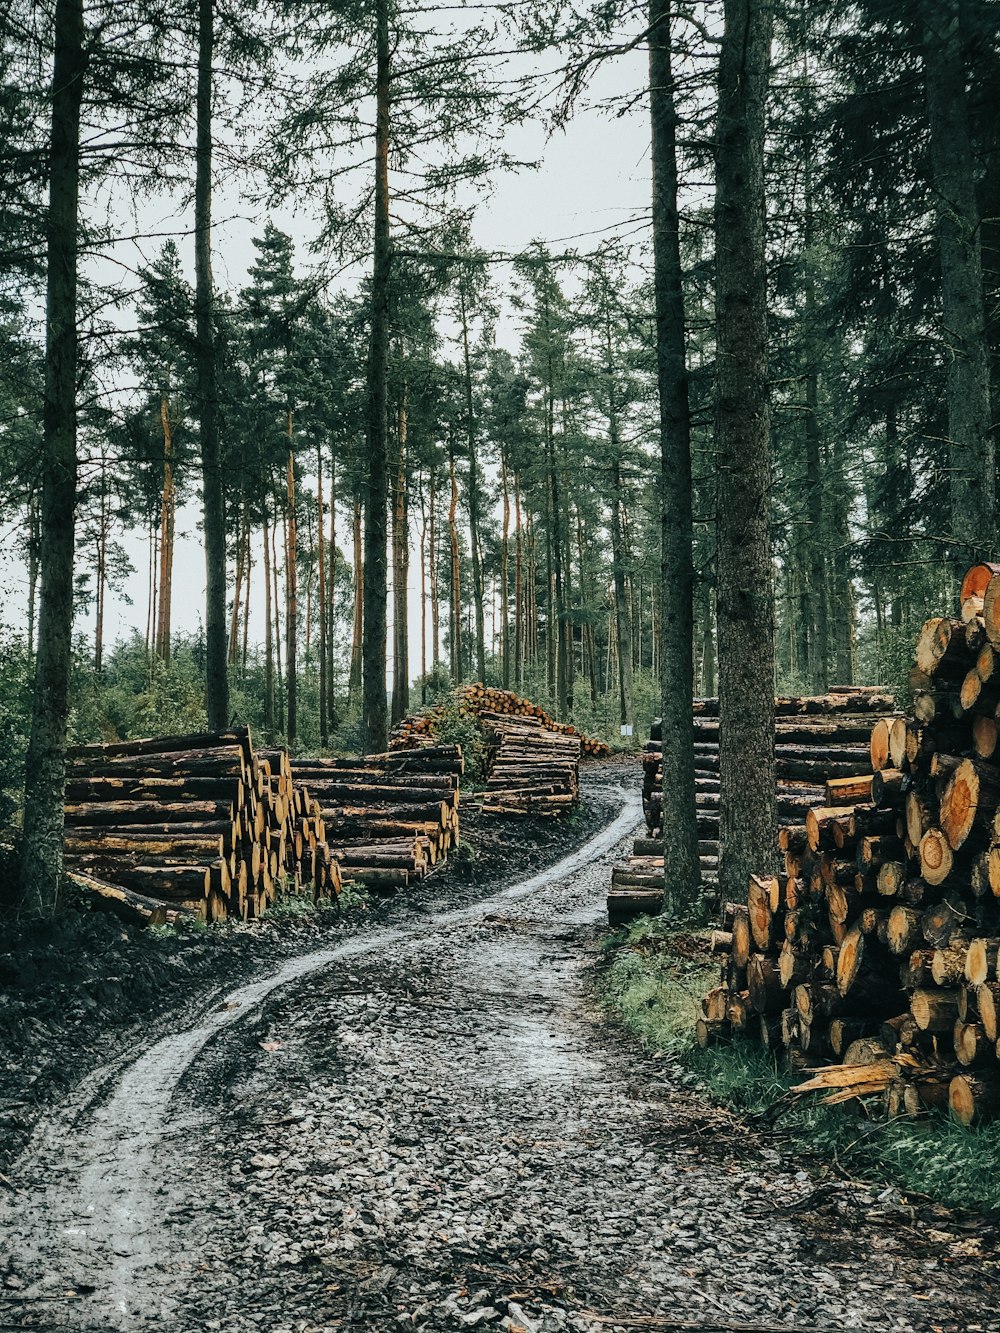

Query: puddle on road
[{"left": 3, "top": 789, "right": 641, "bottom": 1327}]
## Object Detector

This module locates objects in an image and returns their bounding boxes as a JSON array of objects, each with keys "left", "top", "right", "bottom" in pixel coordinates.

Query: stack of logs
[
  {"left": 289, "top": 744, "right": 463, "bottom": 891},
  {"left": 697, "top": 562, "right": 1000, "bottom": 1125},
  {"left": 607, "top": 689, "right": 895, "bottom": 924},
  {"left": 390, "top": 684, "right": 610, "bottom": 758},
  {"left": 476, "top": 713, "right": 581, "bottom": 817},
  {"left": 64, "top": 728, "right": 340, "bottom": 926}
]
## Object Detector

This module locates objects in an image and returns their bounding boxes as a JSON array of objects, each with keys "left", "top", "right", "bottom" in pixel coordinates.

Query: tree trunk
[
  {"left": 714, "top": 0, "right": 777, "bottom": 903},
  {"left": 263, "top": 513, "right": 274, "bottom": 744},
  {"left": 649, "top": 0, "right": 700, "bottom": 910},
  {"left": 391, "top": 384, "right": 409, "bottom": 723},
  {"left": 156, "top": 393, "right": 175, "bottom": 662},
  {"left": 327, "top": 458, "right": 338, "bottom": 728},
  {"left": 609, "top": 431, "right": 633, "bottom": 730},
  {"left": 317, "top": 445, "right": 328, "bottom": 746},
  {"left": 500, "top": 448, "right": 511, "bottom": 689},
  {"left": 514, "top": 475, "right": 524, "bottom": 687},
  {"left": 349, "top": 497, "right": 363, "bottom": 704},
  {"left": 228, "top": 502, "right": 244, "bottom": 667},
  {"left": 448, "top": 437, "right": 462, "bottom": 681},
  {"left": 94, "top": 485, "right": 106, "bottom": 674},
  {"left": 418, "top": 469, "right": 428, "bottom": 703},
  {"left": 362, "top": 0, "right": 391, "bottom": 754},
  {"left": 285, "top": 423, "right": 297, "bottom": 747},
  {"left": 429, "top": 473, "right": 440, "bottom": 672},
  {"left": 195, "top": 0, "right": 228, "bottom": 731},
  {"left": 26, "top": 489, "right": 40, "bottom": 659},
  {"left": 18, "top": 0, "right": 85, "bottom": 916},
  {"left": 272, "top": 518, "right": 283, "bottom": 725},
  {"left": 921, "top": 0, "right": 995, "bottom": 577},
  {"left": 459, "top": 284, "right": 487, "bottom": 682}
]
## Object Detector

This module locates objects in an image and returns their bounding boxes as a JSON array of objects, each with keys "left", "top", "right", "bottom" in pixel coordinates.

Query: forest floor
[{"left": 3, "top": 764, "right": 1000, "bottom": 1332}]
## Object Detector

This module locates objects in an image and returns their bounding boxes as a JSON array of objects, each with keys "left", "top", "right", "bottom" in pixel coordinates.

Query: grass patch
[{"left": 600, "top": 916, "right": 1000, "bottom": 1214}]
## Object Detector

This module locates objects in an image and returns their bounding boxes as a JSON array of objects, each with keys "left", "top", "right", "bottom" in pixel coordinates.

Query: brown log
[
  {"left": 910, "top": 988, "right": 961, "bottom": 1033},
  {"left": 949, "top": 1070, "right": 1000, "bottom": 1125},
  {"left": 954, "top": 1020, "right": 988, "bottom": 1066},
  {"left": 887, "top": 904, "right": 924, "bottom": 956},
  {"left": 976, "top": 982, "right": 1000, "bottom": 1040},
  {"left": 871, "top": 768, "right": 906, "bottom": 807},
  {"left": 931, "top": 937, "right": 973, "bottom": 986},
  {"left": 940, "top": 757, "right": 1000, "bottom": 850},
  {"left": 66, "top": 727, "right": 251, "bottom": 761},
  {"left": 835, "top": 925, "right": 865, "bottom": 996},
  {"left": 744, "top": 954, "right": 781, "bottom": 1014},
  {"left": 919, "top": 828, "right": 954, "bottom": 886},
  {"left": 965, "top": 937, "right": 1000, "bottom": 986},
  {"left": 869, "top": 719, "right": 891, "bottom": 772}
]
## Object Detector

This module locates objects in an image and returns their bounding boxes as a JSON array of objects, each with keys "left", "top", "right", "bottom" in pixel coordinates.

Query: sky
[{"left": 0, "top": 23, "right": 654, "bottom": 689}]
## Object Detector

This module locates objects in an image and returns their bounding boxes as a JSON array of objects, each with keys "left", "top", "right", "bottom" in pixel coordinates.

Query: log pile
[
  {"left": 607, "top": 689, "right": 895, "bottom": 924},
  {"left": 390, "top": 684, "right": 610, "bottom": 758},
  {"left": 696, "top": 564, "right": 1000, "bottom": 1124},
  {"left": 476, "top": 714, "right": 581, "bottom": 817},
  {"left": 288, "top": 744, "right": 463, "bottom": 891},
  {"left": 64, "top": 728, "right": 340, "bottom": 926}
]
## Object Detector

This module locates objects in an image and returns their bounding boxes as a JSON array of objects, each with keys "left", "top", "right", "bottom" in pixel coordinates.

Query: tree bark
[
  {"left": 156, "top": 394, "right": 175, "bottom": 662},
  {"left": 714, "top": 0, "right": 777, "bottom": 902},
  {"left": 448, "top": 436, "right": 463, "bottom": 680},
  {"left": 317, "top": 446, "right": 328, "bottom": 745},
  {"left": 349, "top": 496, "right": 363, "bottom": 704},
  {"left": 429, "top": 472, "right": 440, "bottom": 672},
  {"left": 18, "top": 0, "right": 85, "bottom": 916},
  {"left": 649, "top": 0, "right": 700, "bottom": 909},
  {"left": 500, "top": 447, "right": 511, "bottom": 689},
  {"left": 362, "top": 0, "right": 391, "bottom": 754},
  {"left": 921, "top": 0, "right": 995, "bottom": 577},
  {"left": 285, "top": 422, "right": 297, "bottom": 746},
  {"left": 460, "top": 283, "right": 487, "bottom": 682},
  {"left": 391, "top": 384, "right": 409, "bottom": 723},
  {"left": 195, "top": 0, "right": 227, "bottom": 730},
  {"left": 263, "top": 513, "right": 274, "bottom": 743},
  {"left": 327, "top": 458, "right": 338, "bottom": 728}
]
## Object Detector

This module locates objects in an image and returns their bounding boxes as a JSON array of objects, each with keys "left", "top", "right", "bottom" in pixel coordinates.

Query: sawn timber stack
[
  {"left": 477, "top": 713, "right": 581, "bottom": 817},
  {"left": 64, "top": 727, "right": 340, "bottom": 925},
  {"left": 607, "top": 688, "right": 895, "bottom": 925},
  {"left": 289, "top": 744, "right": 463, "bottom": 890},
  {"left": 390, "top": 684, "right": 610, "bottom": 759},
  {"left": 696, "top": 563, "right": 1000, "bottom": 1126}
]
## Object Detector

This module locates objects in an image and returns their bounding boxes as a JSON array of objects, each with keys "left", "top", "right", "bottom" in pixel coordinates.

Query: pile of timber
[
  {"left": 476, "top": 713, "right": 581, "bottom": 817},
  {"left": 390, "top": 684, "right": 610, "bottom": 758},
  {"left": 64, "top": 728, "right": 340, "bottom": 927},
  {"left": 608, "top": 688, "right": 895, "bottom": 923},
  {"left": 289, "top": 744, "right": 463, "bottom": 891},
  {"left": 696, "top": 563, "right": 1000, "bottom": 1125}
]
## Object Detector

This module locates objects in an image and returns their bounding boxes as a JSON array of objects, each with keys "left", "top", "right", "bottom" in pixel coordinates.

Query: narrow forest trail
[{"left": 2, "top": 786, "right": 997, "bottom": 1333}]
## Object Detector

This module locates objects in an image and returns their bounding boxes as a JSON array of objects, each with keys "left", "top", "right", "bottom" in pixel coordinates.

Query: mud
[{"left": 3, "top": 765, "right": 1000, "bottom": 1332}]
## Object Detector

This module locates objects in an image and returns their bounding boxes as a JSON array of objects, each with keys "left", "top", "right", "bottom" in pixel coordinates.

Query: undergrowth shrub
[{"left": 601, "top": 916, "right": 1000, "bottom": 1213}]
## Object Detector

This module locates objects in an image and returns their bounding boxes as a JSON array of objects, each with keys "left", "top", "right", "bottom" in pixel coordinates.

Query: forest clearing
[{"left": 3, "top": 0, "right": 1000, "bottom": 1330}]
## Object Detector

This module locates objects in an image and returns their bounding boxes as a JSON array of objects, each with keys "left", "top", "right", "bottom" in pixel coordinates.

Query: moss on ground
[{"left": 599, "top": 915, "right": 1000, "bottom": 1214}]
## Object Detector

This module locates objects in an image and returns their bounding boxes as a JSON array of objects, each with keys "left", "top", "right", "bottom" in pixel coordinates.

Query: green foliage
[
  {"left": 0, "top": 631, "right": 32, "bottom": 827},
  {"left": 72, "top": 634, "right": 208, "bottom": 743},
  {"left": 431, "top": 701, "right": 487, "bottom": 782},
  {"left": 601, "top": 920, "right": 1000, "bottom": 1213},
  {"left": 336, "top": 881, "right": 369, "bottom": 913}
]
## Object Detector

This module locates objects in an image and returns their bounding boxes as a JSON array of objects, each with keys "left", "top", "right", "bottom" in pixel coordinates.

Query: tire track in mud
[{"left": 1, "top": 789, "right": 642, "bottom": 1328}]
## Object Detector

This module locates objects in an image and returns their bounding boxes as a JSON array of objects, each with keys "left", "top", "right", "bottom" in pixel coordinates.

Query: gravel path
[{"left": 4, "top": 785, "right": 1000, "bottom": 1333}]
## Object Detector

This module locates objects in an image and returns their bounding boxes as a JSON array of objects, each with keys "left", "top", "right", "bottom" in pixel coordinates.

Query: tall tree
[
  {"left": 363, "top": 0, "right": 392, "bottom": 753},
  {"left": 714, "top": 0, "right": 778, "bottom": 902},
  {"left": 648, "top": 3, "right": 700, "bottom": 911},
  {"left": 196, "top": 0, "right": 228, "bottom": 730},
  {"left": 17, "top": 0, "right": 85, "bottom": 915},
  {"left": 920, "top": 0, "right": 995, "bottom": 575}
]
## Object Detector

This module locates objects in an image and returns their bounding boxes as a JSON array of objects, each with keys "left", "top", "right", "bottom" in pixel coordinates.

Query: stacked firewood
[
  {"left": 697, "top": 563, "right": 1000, "bottom": 1124},
  {"left": 64, "top": 728, "right": 340, "bottom": 927},
  {"left": 390, "top": 684, "right": 610, "bottom": 758},
  {"left": 476, "top": 713, "right": 581, "bottom": 817},
  {"left": 607, "top": 690, "right": 895, "bottom": 924},
  {"left": 289, "top": 744, "right": 463, "bottom": 891}
]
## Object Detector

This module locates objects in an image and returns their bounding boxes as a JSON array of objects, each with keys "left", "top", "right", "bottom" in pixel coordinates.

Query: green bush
[{"left": 601, "top": 917, "right": 1000, "bottom": 1213}]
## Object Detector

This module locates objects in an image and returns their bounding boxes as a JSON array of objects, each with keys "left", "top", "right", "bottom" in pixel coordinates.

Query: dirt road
[{"left": 3, "top": 781, "right": 999, "bottom": 1332}]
